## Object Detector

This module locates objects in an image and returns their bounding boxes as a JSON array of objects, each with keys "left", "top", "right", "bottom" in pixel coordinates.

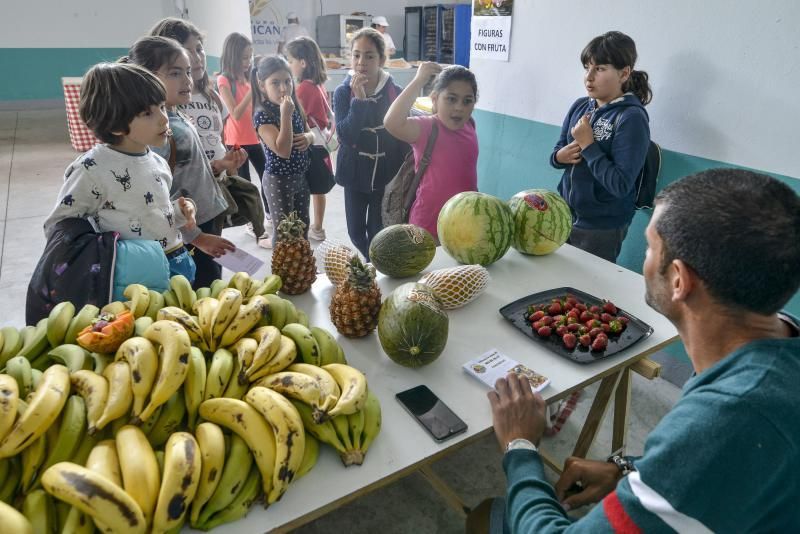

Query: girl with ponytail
[{"left": 550, "top": 31, "right": 652, "bottom": 263}]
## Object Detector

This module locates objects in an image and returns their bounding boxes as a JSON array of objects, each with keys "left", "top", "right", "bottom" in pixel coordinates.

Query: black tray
[{"left": 499, "top": 287, "right": 654, "bottom": 364}]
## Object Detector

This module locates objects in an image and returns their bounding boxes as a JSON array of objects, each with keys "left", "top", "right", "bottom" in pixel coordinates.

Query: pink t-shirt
[
  {"left": 408, "top": 115, "right": 479, "bottom": 239},
  {"left": 217, "top": 75, "right": 258, "bottom": 145}
]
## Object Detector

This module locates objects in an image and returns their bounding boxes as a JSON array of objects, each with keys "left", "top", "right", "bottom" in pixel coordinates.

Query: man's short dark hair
[
  {"left": 80, "top": 62, "right": 166, "bottom": 145},
  {"left": 655, "top": 168, "right": 800, "bottom": 315}
]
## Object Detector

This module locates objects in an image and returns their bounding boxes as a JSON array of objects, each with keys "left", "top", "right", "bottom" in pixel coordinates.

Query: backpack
[
  {"left": 381, "top": 121, "right": 439, "bottom": 226},
  {"left": 634, "top": 141, "right": 662, "bottom": 209}
]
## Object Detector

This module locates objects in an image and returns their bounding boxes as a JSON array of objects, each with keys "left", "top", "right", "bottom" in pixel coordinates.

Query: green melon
[
  {"left": 437, "top": 192, "right": 514, "bottom": 266},
  {"left": 508, "top": 189, "right": 572, "bottom": 255},
  {"left": 369, "top": 224, "right": 436, "bottom": 278},
  {"left": 377, "top": 283, "right": 449, "bottom": 368}
]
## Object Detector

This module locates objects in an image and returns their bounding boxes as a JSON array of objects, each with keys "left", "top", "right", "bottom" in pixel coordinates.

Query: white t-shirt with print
[{"left": 178, "top": 92, "right": 228, "bottom": 161}]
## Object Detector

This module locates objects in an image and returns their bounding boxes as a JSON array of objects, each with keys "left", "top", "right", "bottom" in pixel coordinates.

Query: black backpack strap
[
  {"left": 403, "top": 121, "right": 439, "bottom": 212},
  {"left": 168, "top": 135, "right": 177, "bottom": 173}
]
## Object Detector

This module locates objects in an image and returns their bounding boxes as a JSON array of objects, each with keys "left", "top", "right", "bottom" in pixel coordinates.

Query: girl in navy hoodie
[
  {"left": 333, "top": 28, "right": 408, "bottom": 260},
  {"left": 551, "top": 31, "right": 652, "bottom": 263}
]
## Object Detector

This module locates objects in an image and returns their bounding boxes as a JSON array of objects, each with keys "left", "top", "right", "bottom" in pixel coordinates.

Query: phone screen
[{"left": 396, "top": 385, "right": 468, "bottom": 442}]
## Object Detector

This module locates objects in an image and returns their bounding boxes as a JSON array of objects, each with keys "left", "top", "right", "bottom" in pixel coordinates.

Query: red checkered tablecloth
[{"left": 62, "top": 77, "right": 99, "bottom": 152}]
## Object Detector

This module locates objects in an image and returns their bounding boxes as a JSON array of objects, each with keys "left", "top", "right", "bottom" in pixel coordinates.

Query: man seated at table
[{"left": 468, "top": 168, "right": 800, "bottom": 533}]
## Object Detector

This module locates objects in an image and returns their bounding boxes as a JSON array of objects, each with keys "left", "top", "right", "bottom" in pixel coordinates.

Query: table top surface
[{"left": 197, "top": 245, "right": 678, "bottom": 533}]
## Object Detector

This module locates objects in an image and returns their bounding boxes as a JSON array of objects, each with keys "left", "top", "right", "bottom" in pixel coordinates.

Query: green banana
[
  {"left": 6, "top": 355, "right": 33, "bottom": 399},
  {"left": 254, "top": 274, "right": 282, "bottom": 296},
  {"left": 20, "top": 434, "right": 47, "bottom": 493},
  {"left": 61, "top": 507, "right": 95, "bottom": 534},
  {"left": 263, "top": 294, "right": 287, "bottom": 329},
  {"left": 195, "top": 287, "right": 211, "bottom": 299},
  {"left": 144, "top": 290, "right": 165, "bottom": 320},
  {"left": 193, "top": 432, "right": 253, "bottom": 526},
  {"left": 123, "top": 283, "right": 151, "bottom": 318},
  {"left": 0, "top": 327, "right": 23, "bottom": 368},
  {"left": 196, "top": 466, "right": 261, "bottom": 531},
  {"left": 47, "top": 344, "right": 90, "bottom": 373},
  {"left": 184, "top": 347, "right": 206, "bottom": 429},
  {"left": 17, "top": 319, "right": 49, "bottom": 360},
  {"left": 209, "top": 279, "right": 227, "bottom": 299},
  {"left": 170, "top": 274, "right": 197, "bottom": 312},
  {"left": 22, "top": 489, "right": 56, "bottom": 534},
  {"left": 162, "top": 288, "right": 179, "bottom": 308},
  {"left": 69, "top": 432, "right": 100, "bottom": 467},
  {"left": 282, "top": 323, "right": 321, "bottom": 365},
  {"left": 290, "top": 399, "right": 347, "bottom": 455},
  {"left": 30, "top": 369, "right": 43, "bottom": 390},
  {"left": 47, "top": 301, "right": 76, "bottom": 347},
  {"left": 297, "top": 433, "right": 319, "bottom": 479},
  {"left": 0, "top": 457, "right": 22, "bottom": 503},
  {"left": 282, "top": 298, "right": 299, "bottom": 325},
  {"left": 91, "top": 352, "right": 114, "bottom": 374},
  {"left": 63, "top": 304, "right": 99, "bottom": 346},
  {"left": 146, "top": 390, "right": 186, "bottom": 448},
  {"left": 37, "top": 395, "right": 87, "bottom": 485},
  {"left": 310, "top": 326, "right": 345, "bottom": 365},
  {"left": 296, "top": 309, "right": 310, "bottom": 327},
  {"left": 134, "top": 316, "right": 154, "bottom": 337},
  {"left": 204, "top": 349, "right": 234, "bottom": 401}
]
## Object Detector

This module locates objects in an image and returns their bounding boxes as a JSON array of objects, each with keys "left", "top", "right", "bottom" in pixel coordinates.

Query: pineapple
[
  {"left": 330, "top": 255, "right": 382, "bottom": 337},
  {"left": 271, "top": 212, "right": 317, "bottom": 295}
]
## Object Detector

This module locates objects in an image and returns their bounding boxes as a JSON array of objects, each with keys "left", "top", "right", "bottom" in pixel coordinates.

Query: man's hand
[
  {"left": 554, "top": 456, "right": 622, "bottom": 511},
  {"left": 176, "top": 197, "right": 196, "bottom": 230},
  {"left": 555, "top": 140, "right": 583, "bottom": 165},
  {"left": 191, "top": 233, "right": 236, "bottom": 258},
  {"left": 571, "top": 114, "right": 594, "bottom": 149},
  {"left": 488, "top": 373, "right": 547, "bottom": 450}
]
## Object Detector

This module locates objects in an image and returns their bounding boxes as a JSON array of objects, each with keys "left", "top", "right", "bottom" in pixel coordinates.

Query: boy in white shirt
[{"left": 44, "top": 62, "right": 197, "bottom": 282}]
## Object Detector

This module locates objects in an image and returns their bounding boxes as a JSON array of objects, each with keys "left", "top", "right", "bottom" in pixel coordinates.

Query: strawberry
[
  {"left": 589, "top": 305, "right": 602, "bottom": 314},
  {"left": 609, "top": 320, "right": 624, "bottom": 334},
  {"left": 589, "top": 327, "right": 603, "bottom": 338},
  {"left": 567, "top": 309, "right": 581, "bottom": 320},
  {"left": 537, "top": 326, "right": 552, "bottom": 337},
  {"left": 600, "top": 313, "right": 615, "bottom": 324},
  {"left": 578, "top": 326, "right": 589, "bottom": 335},
  {"left": 603, "top": 301, "right": 618, "bottom": 315},
  {"left": 585, "top": 319, "right": 602, "bottom": 329},
  {"left": 618, "top": 316, "right": 630, "bottom": 325},
  {"left": 591, "top": 335, "right": 608, "bottom": 351},
  {"left": 575, "top": 303, "right": 588, "bottom": 312},
  {"left": 562, "top": 333, "right": 577, "bottom": 349},
  {"left": 564, "top": 301, "right": 574, "bottom": 311},
  {"left": 580, "top": 311, "right": 594, "bottom": 322},
  {"left": 556, "top": 325, "right": 568, "bottom": 337},
  {"left": 601, "top": 323, "right": 611, "bottom": 333},
  {"left": 566, "top": 296, "right": 579, "bottom": 306},
  {"left": 541, "top": 316, "right": 554, "bottom": 326},
  {"left": 567, "top": 323, "right": 581, "bottom": 332},
  {"left": 530, "top": 310, "right": 546, "bottom": 322},
  {"left": 553, "top": 315, "right": 567, "bottom": 325},
  {"left": 566, "top": 316, "right": 579, "bottom": 325},
  {"left": 578, "top": 334, "right": 591, "bottom": 347},
  {"left": 233, "top": 143, "right": 242, "bottom": 151},
  {"left": 548, "top": 302, "right": 563, "bottom": 315}
]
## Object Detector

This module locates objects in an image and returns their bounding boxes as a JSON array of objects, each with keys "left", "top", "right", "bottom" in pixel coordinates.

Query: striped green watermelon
[
  {"left": 377, "top": 282, "right": 449, "bottom": 367},
  {"left": 508, "top": 190, "right": 572, "bottom": 255},
  {"left": 369, "top": 224, "right": 436, "bottom": 277},
  {"left": 437, "top": 192, "right": 514, "bottom": 266}
]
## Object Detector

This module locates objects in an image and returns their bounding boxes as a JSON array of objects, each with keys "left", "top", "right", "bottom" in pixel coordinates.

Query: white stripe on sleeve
[{"left": 627, "top": 471, "right": 713, "bottom": 534}]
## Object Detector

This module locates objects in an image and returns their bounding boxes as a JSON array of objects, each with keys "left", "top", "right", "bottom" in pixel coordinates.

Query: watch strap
[{"left": 506, "top": 438, "right": 538, "bottom": 453}]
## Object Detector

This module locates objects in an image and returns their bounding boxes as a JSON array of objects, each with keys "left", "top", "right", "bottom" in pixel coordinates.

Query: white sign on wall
[
  {"left": 470, "top": 0, "right": 513, "bottom": 61},
  {"left": 249, "top": 0, "right": 313, "bottom": 56}
]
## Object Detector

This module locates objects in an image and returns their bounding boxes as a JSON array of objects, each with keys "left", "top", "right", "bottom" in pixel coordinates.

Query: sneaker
[
  {"left": 257, "top": 238, "right": 273, "bottom": 249},
  {"left": 244, "top": 222, "right": 257, "bottom": 238},
  {"left": 308, "top": 226, "right": 326, "bottom": 241}
]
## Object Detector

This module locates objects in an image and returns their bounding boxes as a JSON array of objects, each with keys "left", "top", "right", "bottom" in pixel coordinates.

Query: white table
[
  {"left": 214, "top": 245, "right": 678, "bottom": 533},
  {"left": 323, "top": 68, "right": 419, "bottom": 94}
]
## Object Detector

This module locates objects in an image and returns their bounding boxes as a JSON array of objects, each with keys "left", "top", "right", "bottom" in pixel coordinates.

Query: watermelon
[
  {"left": 377, "top": 283, "right": 449, "bottom": 368},
  {"left": 369, "top": 224, "right": 436, "bottom": 277},
  {"left": 437, "top": 192, "right": 514, "bottom": 266},
  {"left": 508, "top": 189, "right": 572, "bottom": 255}
]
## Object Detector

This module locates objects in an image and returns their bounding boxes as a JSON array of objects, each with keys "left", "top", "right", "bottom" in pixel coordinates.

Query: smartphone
[{"left": 396, "top": 385, "right": 468, "bottom": 442}]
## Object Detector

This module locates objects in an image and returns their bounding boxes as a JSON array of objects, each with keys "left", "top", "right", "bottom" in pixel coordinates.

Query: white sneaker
[
  {"left": 257, "top": 238, "right": 273, "bottom": 249},
  {"left": 308, "top": 227, "right": 326, "bottom": 241},
  {"left": 244, "top": 222, "right": 257, "bottom": 238}
]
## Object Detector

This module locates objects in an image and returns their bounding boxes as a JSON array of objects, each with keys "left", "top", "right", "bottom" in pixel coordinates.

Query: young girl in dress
[
  {"left": 332, "top": 28, "right": 407, "bottom": 260},
  {"left": 551, "top": 31, "right": 652, "bottom": 263},
  {"left": 285, "top": 36, "right": 332, "bottom": 242},
  {"left": 251, "top": 56, "right": 313, "bottom": 247},
  {"left": 384, "top": 63, "right": 479, "bottom": 241},
  {"left": 127, "top": 36, "right": 236, "bottom": 287}
]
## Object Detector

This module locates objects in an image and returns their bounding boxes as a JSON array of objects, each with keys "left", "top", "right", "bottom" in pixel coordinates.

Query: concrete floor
[{"left": 0, "top": 107, "right": 682, "bottom": 532}]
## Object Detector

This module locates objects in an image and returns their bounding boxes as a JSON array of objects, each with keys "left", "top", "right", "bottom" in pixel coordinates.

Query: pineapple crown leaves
[
  {"left": 276, "top": 211, "right": 307, "bottom": 242},
  {"left": 346, "top": 255, "right": 376, "bottom": 291}
]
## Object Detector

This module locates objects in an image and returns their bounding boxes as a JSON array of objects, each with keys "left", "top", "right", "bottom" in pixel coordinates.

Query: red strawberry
[
  {"left": 578, "top": 326, "right": 589, "bottom": 335},
  {"left": 563, "top": 301, "right": 574, "bottom": 311},
  {"left": 566, "top": 316, "right": 579, "bottom": 325},
  {"left": 600, "top": 313, "right": 615, "bottom": 324},
  {"left": 567, "top": 309, "right": 580, "bottom": 320},
  {"left": 575, "top": 303, "right": 588, "bottom": 312},
  {"left": 567, "top": 323, "right": 581, "bottom": 332},
  {"left": 563, "top": 333, "right": 577, "bottom": 349},
  {"left": 591, "top": 336, "right": 608, "bottom": 351},
  {"left": 585, "top": 319, "right": 602, "bottom": 329},
  {"left": 618, "top": 316, "right": 630, "bottom": 325},
  {"left": 609, "top": 320, "right": 624, "bottom": 334},
  {"left": 531, "top": 321, "right": 543, "bottom": 331},
  {"left": 556, "top": 325, "right": 568, "bottom": 337},
  {"left": 580, "top": 311, "right": 594, "bottom": 323},
  {"left": 548, "top": 302, "right": 562, "bottom": 315},
  {"left": 566, "top": 296, "right": 579, "bottom": 306},
  {"left": 541, "top": 316, "right": 555, "bottom": 326},
  {"left": 578, "top": 334, "right": 591, "bottom": 347},
  {"left": 603, "top": 301, "right": 618, "bottom": 315},
  {"left": 589, "top": 305, "right": 602, "bottom": 314},
  {"left": 553, "top": 315, "right": 567, "bottom": 326},
  {"left": 530, "top": 310, "right": 546, "bottom": 322},
  {"left": 537, "top": 326, "right": 552, "bottom": 337},
  {"left": 589, "top": 327, "right": 604, "bottom": 338}
]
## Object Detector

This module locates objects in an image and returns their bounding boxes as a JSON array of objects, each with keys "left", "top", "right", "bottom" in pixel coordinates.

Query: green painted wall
[
  {"left": 473, "top": 108, "right": 800, "bottom": 364},
  {"left": 0, "top": 48, "right": 222, "bottom": 101}
]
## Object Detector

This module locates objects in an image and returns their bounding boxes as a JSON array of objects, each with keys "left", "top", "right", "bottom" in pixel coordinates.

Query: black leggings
[
  {"left": 230, "top": 143, "right": 268, "bottom": 213},
  {"left": 344, "top": 187, "right": 384, "bottom": 261},
  {"left": 188, "top": 217, "right": 223, "bottom": 289}
]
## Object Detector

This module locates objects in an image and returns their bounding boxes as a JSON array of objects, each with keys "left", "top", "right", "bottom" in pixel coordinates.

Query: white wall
[
  {"left": 0, "top": 0, "right": 172, "bottom": 47},
  {"left": 470, "top": 0, "right": 800, "bottom": 178},
  {"left": 186, "top": 0, "right": 250, "bottom": 56}
]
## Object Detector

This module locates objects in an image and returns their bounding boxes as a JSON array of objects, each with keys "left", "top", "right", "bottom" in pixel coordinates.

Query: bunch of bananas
[{"left": 0, "top": 272, "right": 383, "bottom": 532}]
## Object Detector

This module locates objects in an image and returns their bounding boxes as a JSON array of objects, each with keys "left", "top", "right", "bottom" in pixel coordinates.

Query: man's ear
[{"left": 670, "top": 259, "right": 696, "bottom": 303}]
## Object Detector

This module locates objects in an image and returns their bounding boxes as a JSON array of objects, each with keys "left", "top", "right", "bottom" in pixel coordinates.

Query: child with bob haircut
[
  {"left": 333, "top": 27, "right": 407, "bottom": 260},
  {"left": 43, "top": 62, "right": 197, "bottom": 294},
  {"left": 285, "top": 36, "right": 332, "bottom": 241},
  {"left": 126, "top": 36, "right": 237, "bottom": 287},
  {"left": 551, "top": 31, "right": 652, "bottom": 263},
  {"left": 384, "top": 62, "right": 479, "bottom": 240},
  {"left": 251, "top": 55, "right": 314, "bottom": 247}
]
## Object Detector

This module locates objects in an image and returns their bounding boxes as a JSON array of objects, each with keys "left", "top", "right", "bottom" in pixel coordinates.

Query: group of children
[{"left": 30, "top": 21, "right": 653, "bottom": 321}]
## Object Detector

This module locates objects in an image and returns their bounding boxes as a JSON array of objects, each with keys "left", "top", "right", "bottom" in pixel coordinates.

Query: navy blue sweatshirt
[
  {"left": 333, "top": 71, "right": 408, "bottom": 193},
  {"left": 550, "top": 94, "right": 650, "bottom": 229}
]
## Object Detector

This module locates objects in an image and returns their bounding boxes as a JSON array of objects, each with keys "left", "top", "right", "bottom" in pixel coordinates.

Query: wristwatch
[
  {"left": 506, "top": 438, "right": 538, "bottom": 453},
  {"left": 607, "top": 454, "right": 636, "bottom": 476}
]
